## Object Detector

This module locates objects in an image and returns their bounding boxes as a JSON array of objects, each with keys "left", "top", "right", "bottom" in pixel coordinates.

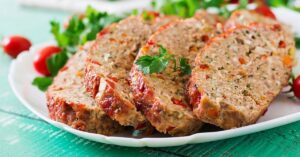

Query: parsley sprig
[
  {"left": 151, "top": 0, "right": 201, "bottom": 18},
  {"left": 151, "top": 0, "right": 249, "bottom": 18},
  {"left": 32, "top": 6, "right": 122, "bottom": 91},
  {"left": 296, "top": 37, "right": 300, "bottom": 49},
  {"left": 135, "top": 45, "right": 191, "bottom": 75}
]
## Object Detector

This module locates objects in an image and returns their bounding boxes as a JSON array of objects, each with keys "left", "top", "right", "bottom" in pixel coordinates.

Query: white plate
[{"left": 8, "top": 8, "right": 300, "bottom": 147}]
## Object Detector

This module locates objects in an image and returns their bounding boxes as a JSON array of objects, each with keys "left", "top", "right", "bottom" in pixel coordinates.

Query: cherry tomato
[
  {"left": 254, "top": 5, "right": 276, "bottom": 20},
  {"left": 293, "top": 76, "right": 300, "bottom": 99},
  {"left": 33, "top": 46, "right": 61, "bottom": 76},
  {"left": 1, "top": 35, "right": 31, "bottom": 58}
]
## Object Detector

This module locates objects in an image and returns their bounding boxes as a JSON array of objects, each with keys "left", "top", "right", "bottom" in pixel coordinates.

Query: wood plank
[{"left": 0, "top": 111, "right": 184, "bottom": 157}]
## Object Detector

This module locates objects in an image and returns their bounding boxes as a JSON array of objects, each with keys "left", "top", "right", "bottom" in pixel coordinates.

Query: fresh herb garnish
[
  {"left": 199, "top": 0, "right": 224, "bottom": 9},
  {"left": 51, "top": 6, "right": 121, "bottom": 55},
  {"left": 32, "top": 77, "right": 53, "bottom": 91},
  {"left": 46, "top": 51, "right": 69, "bottom": 76},
  {"left": 179, "top": 57, "right": 192, "bottom": 75},
  {"left": 32, "top": 6, "right": 122, "bottom": 91},
  {"left": 136, "top": 46, "right": 173, "bottom": 74},
  {"left": 135, "top": 45, "right": 191, "bottom": 75},
  {"left": 219, "top": 0, "right": 248, "bottom": 18},
  {"left": 152, "top": 0, "right": 250, "bottom": 18},
  {"left": 295, "top": 37, "right": 300, "bottom": 49},
  {"left": 152, "top": 0, "right": 201, "bottom": 18},
  {"left": 267, "top": 0, "right": 300, "bottom": 12},
  {"left": 142, "top": 11, "right": 155, "bottom": 21},
  {"left": 219, "top": 7, "right": 231, "bottom": 18},
  {"left": 237, "top": 0, "right": 248, "bottom": 9}
]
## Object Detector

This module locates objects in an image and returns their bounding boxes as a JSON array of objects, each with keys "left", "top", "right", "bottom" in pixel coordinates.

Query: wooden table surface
[{"left": 1, "top": 0, "right": 300, "bottom": 156}]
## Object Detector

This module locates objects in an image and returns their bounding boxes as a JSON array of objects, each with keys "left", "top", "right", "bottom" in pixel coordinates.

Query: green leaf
[
  {"left": 186, "top": 0, "right": 200, "bottom": 16},
  {"left": 32, "top": 77, "right": 53, "bottom": 91},
  {"left": 46, "top": 51, "right": 68, "bottom": 76},
  {"left": 135, "top": 45, "right": 190, "bottom": 76},
  {"left": 153, "top": 0, "right": 226, "bottom": 18},
  {"left": 159, "top": 45, "right": 167, "bottom": 56},
  {"left": 267, "top": 0, "right": 287, "bottom": 7},
  {"left": 238, "top": 0, "right": 248, "bottom": 9},
  {"left": 295, "top": 37, "right": 300, "bottom": 49},
  {"left": 150, "top": 58, "right": 168, "bottom": 73},
  {"left": 34, "top": 6, "right": 124, "bottom": 92},
  {"left": 219, "top": 7, "right": 231, "bottom": 18},
  {"left": 136, "top": 55, "right": 154, "bottom": 74},
  {"left": 131, "top": 9, "right": 139, "bottom": 16},
  {"left": 200, "top": 0, "right": 224, "bottom": 9},
  {"left": 142, "top": 11, "right": 155, "bottom": 21},
  {"left": 153, "top": 0, "right": 199, "bottom": 18},
  {"left": 179, "top": 57, "right": 191, "bottom": 75},
  {"left": 50, "top": 21, "right": 69, "bottom": 47},
  {"left": 135, "top": 46, "right": 172, "bottom": 74}
]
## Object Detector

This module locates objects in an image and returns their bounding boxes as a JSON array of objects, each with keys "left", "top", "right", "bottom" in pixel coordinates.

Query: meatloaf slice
[
  {"left": 224, "top": 10, "right": 293, "bottom": 37},
  {"left": 188, "top": 24, "right": 295, "bottom": 129},
  {"left": 47, "top": 43, "right": 123, "bottom": 135},
  {"left": 84, "top": 13, "right": 178, "bottom": 130},
  {"left": 130, "top": 13, "right": 223, "bottom": 136}
]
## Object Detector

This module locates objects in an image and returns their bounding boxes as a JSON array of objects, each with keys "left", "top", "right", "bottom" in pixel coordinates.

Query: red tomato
[
  {"left": 1, "top": 35, "right": 31, "bottom": 58},
  {"left": 254, "top": 5, "right": 276, "bottom": 19},
  {"left": 293, "top": 76, "right": 300, "bottom": 99},
  {"left": 33, "top": 46, "right": 61, "bottom": 76}
]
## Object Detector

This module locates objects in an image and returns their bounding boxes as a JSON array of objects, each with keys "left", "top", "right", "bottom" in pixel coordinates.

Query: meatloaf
[
  {"left": 188, "top": 24, "right": 295, "bottom": 129},
  {"left": 130, "top": 13, "right": 224, "bottom": 136},
  {"left": 84, "top": 13, "right": 178, "bottom": 130},
  {"left": 224, "top": 10, "right": 293, "bottom": 37},
  {"left": 47, "top": 43, "right": 123, "bottom": 135}
]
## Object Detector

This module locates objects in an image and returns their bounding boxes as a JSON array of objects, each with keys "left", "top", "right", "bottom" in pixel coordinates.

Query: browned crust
[
  {"left": 46, "top": 93, "right": 122, "bottom": 135},
  {"left": 188, "top": 24, "right": 294, "bottom": 129},
  {"left": 84, "top": 55, "right": 152, "bottom": 131},
  {"left": 84, "top": 64, "right": 100, "bottom": 98},
  {"left": 130, "top": 61, "right": 202, "bottom": 136},
  {"left": 95, "top": 78, "right": 152, "bottom": 131},
  {"left": 188, "top": 75, "right": 261, "bottom": 129},
  {"left": 129, "top": 14, "right": 224, "bottom": 135},
  {"left": 84, "top": 15, "right": 178, "bottom": 132}
]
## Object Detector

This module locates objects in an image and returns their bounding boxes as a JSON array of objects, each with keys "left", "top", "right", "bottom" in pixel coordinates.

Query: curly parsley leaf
[
  {"left": 50, "top": 6, "right": 121, "bottom": 55},
  {"left": 46, "top": 51, "right": 69, "bottom": 77},
  {"left": 237, "top": 0, "right": 248, "bottom": 9},
  {"left": 81, "top": 6, "right": 122, "bottom": 44},
  {"left": 179, "top": 57, "right": 191, "bottom": 75},
  {"left": 142, "top": 11, "right": 155, "bottom": 21},
  {"left": 32, "top": 77, "right": 53, "bottom": 91},
  {"left": 199, "top": 0, "right": 224, "bottom": 9},
  {"left": 296, "top": 37, "right": 300, "bottom": 49},
  {"left": 153, "top": 0, "right": 250, "bottom": 18},
  {"left": 136, "top": 46, "right": 172, "bottom": 74},
  {"left": 33, "top": 6, "right": 122, "bottom": 92},
  {"left": 136, "top": 45, "right": 191, "bottom": 75},
  {"left": 152, "top": 0, "right": 201, "bottom": 18},
  {"left": 219, "top": 7, "right": 231, "bottom": 18}
]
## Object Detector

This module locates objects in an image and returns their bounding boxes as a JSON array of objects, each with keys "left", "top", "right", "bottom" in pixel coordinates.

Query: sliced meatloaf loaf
[
  {"left": 130, "top": 13, "right": 223, "bottom": 136},
  {"left": 84, "top": 13, "right": 178, "bottom": 130},
  {"left": 188, "top": 24, "right": 295, "bottom": 129},
  {"left": 47, "top": 43, "right": 123, "bottom": 135}
]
